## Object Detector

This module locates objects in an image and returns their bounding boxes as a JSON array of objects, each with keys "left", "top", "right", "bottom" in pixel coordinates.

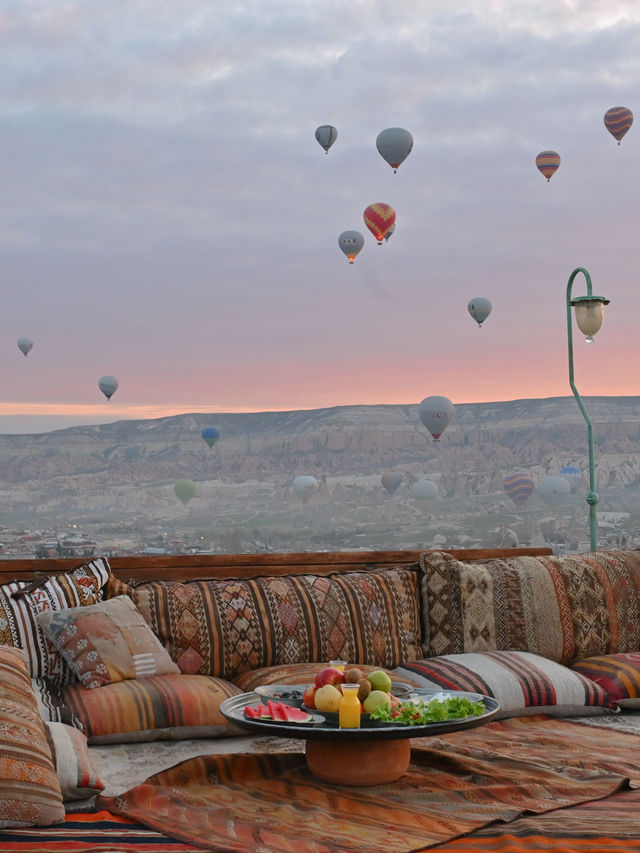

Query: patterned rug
[{"left": 95, "top": 717, "right": 639, "bottom": 853}]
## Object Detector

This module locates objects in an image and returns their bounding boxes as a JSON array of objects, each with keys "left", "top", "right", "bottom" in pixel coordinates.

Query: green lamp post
[{"left": 565, "top": 267, "right": 610, "bottom": 552}]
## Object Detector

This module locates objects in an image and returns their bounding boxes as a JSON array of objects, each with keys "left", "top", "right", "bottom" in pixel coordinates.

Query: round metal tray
[{"left": 221, "top": 687, "right": 500, "bottom": 741}]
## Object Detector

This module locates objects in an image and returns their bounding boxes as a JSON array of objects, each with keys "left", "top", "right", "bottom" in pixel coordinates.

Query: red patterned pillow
[
  {"left": 571, "top": 654, "right": 640, "bottom": 708},
  {"left": 133, "top": 567, "right": 423, "bottom": 681},
  {"left": 420, "top": 550, "right": 640, "bottom": 665}
]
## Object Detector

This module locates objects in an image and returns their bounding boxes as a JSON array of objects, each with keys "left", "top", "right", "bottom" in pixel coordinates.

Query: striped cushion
[
  {"left": 571, "top": 654, "right": 640, "bottom": 708},
  {"left": 233, "top": 662, "right": 419, "bottom": 692},
  {"left": 395, "top": 651, "right": 615, "bottom": 719},
  {"left": 0, "top": 646, "right": 65, "bottom": 828},
  {"left": 133, "top": 567, "right": 423, "bottom": 681},
  {"left": 44, "top": 723, "right": 105, "bottom": 801},
  {"left": 37, "top": 596, "right": 180, "bottom": 688},
  {"left": 63, "top": 673, "right": 242, "bottom": 743},
  {"left": 420, "top": 549, "right": 640, "bottom": 665},
  {"left": 0, "top": 557, "right": 111, "bottom": 686}
]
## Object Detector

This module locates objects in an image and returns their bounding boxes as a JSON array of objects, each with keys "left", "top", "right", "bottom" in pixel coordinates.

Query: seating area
[{"left": 3, "top": 546, "right": 640, "bottom": 851}]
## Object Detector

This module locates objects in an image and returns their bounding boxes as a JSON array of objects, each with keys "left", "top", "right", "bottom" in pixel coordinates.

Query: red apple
[
  {"left": 314, "top": 666, "right": 346, "bottom": 689},
  {"left": 302, "top": 684, "right": 317, "bottom": 709}
]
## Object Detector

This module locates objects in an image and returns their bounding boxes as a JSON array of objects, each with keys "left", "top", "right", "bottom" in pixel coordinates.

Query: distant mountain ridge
[{"left": 1, "top": 395, "right": 639, "bottom": 488}]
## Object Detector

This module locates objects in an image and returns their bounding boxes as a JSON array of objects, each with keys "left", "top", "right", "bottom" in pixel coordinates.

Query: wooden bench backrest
[{"left": 0, "top": 547, "right": 553, "bottom": 585}]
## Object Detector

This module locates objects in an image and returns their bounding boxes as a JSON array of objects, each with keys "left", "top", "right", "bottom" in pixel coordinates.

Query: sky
[{"left": 2, "top": 0, "right": 640, "bottom": 433}]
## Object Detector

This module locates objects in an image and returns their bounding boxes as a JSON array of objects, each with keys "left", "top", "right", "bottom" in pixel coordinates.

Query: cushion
[
  {"left": 44, "top": 723, "right": 105, "bottom": 801},
  {"left": 233, "top": 662, "right": 419, "bottom": 693},
  {"left": 0, "top": 556, "right": 111, "bottom": 686},
  {"left": 62, "top": 673, "right": 243, "bottom": 743},
  {"left": 31, "top": 677, "right": 82, "bottom": 727},
  {"left": 0, "top": 646, "right": 65, "bottom": 828},
  {"left": 572, "top": 654, "right": 640, "bottom": 708},
  {"left": 36, "top": 595, "right": 180, "bottom": 688},
  {"left": 420, "top": 549, "right": 640, "bottom": 665},
  {"left": 395, "top": 651, "right": 615, "bottom": 719},
  {"left": 133, "top": 566, "right": 423, "bottom": 681}
]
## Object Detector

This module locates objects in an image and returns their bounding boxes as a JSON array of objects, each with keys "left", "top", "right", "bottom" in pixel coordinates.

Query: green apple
[
  {"left": 368, "top": 670, "right": 392, "bottom": 693},
  {"left": 363, "top": 689, "right": 392, "bottom": 714}
]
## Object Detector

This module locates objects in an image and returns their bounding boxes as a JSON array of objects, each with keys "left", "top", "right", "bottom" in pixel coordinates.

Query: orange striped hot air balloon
[
  {"left": 604, "top": 106, "right": 633, "bottom": 144},
  {"left": 363, "top": 203, "right": 396, "bottom": 245},
  {"left": 535, "top": 150, "right": 561, "bottom": 182}
]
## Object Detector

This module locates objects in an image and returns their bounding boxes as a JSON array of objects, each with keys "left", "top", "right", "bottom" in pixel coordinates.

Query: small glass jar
[
  {"left": 339, "top": 683, "right": 361, "bottom": 729},
  {"left": 330, "top": 659, "right": 347, "bottom": 672}
]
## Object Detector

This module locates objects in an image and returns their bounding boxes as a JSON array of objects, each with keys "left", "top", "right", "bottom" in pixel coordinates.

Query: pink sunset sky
[{"left": 2, "top": 1, "right": 639, "bottom": 433}]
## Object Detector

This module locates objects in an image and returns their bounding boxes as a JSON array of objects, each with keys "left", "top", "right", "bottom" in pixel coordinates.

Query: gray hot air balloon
[
  {"left": 338, "top": 230, "right": 365, "bottom": 264},
  {"left": 315, "top": 125, "right": 338, "bottom": 153},
  {"left": 98, "top": 375, "right": 119, "bottom": 400},
  {"left": 17, "top": 336, "right": 34, "bottom": 356},
  {"left": 410, "top": 479, "right": 438, "bottom": 503},
  {"left": 538, "top": 475, "right": 570, "bottom": 507},
  {"left": 376, "top": 127, "right": 413, "bottom": 173},
  {"left": 293, "top": 475, "right": 318, "bottom": 504},
  {"left": 418, "top": 395, "right": 454, "bottom": 441},
  {"left": 468, "top": 297, "right": 492, "bottom": 327}
]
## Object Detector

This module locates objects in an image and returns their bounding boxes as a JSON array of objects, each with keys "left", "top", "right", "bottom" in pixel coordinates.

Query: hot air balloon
[
  {"left": 338, "top": 231, "right": 365, "bottom": 264},
  {"left": 467, "top": 297, "right": 492, "bottom": 327},
  {"left": 538, "top": 475, "right": 570, "bottom": 507},
  {"left": 535, "top": 150, "right": 561, "bottom": 182},
  {"left": 315, "top": 125, "right": 337, "bottom": 153},
  {"left": 410, "top": 479, "right": 438, "bottom": 503},
  {"left": 17, "top": 337, "right": 33, "bottom": 356},
  {"left": 293, "top": 475, "right": 318, "bottom": 504},
  {"left": 503, "top": 473, "right": 535, "bottom": 507},
  {"left": 418, "top": 396, "right": 454, "bottom": 441},
  {"left": 381, "top": 472, "right": 402, "bottom": 496},
  {"left": 560, "top": 465, "right": 581, "bottom": 493},
  {"left": 363, "top": 203, "right": 396, "bottom": 245},
  {"left": 98, "top": 375, "right": 119, "bottom": 400},
  {"left": 376, "top": 128, "right": 413, "bottom": 173},
  {"left": 384, "top": 223, "right": 395, "bottom": 242},
  {"left": 604, "top": 107, "right": 633, "bottom": 144},
  {"left": 202, "top": 427, "right": 220, "bottom": 448},
  {"left": 174, "top": 478, "right": 197, "bottom": 506}
]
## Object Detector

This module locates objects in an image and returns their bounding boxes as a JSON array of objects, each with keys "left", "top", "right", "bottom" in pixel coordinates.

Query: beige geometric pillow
[
  {"left": 44, "top": 722, "right": 105, "bottom": 801},
  {"left": 37, "top": 595, "right": 180, "bottom": 688}
]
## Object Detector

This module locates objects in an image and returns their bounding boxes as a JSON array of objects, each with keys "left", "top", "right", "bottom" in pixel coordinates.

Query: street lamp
[{"left": 566, "top": 267, "right": 610, "bottom": 552}]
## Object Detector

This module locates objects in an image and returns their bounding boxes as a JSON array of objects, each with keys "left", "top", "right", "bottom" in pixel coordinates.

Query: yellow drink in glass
[
  {"left": 338, "top": 684, "right": 361, "bottom": 728},
  {"left": 330, "top": 659, "right": 347, "bottom": 672}
]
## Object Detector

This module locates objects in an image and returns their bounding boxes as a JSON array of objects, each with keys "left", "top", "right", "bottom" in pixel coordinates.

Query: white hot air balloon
[
  {"left": 410, "top": 479, "right": 438, "bottom": 503},
  {"left": 538, "top": 475, "right": 570, "bottom": 507},
  {"left": 338, "top": 230, "right": 365, "bottom": 264},
  {"left": 418, "top": 396, "right": 454, "bottom": 441},
  {"left": 315, "top": 125, "right": 338, "bottom": 153},
  {"left": 376, "top": 127, "right": 413, "bottom": 173},
  {"left": 293, "top": 475, "right": 318, "bottom": 504},
  {"left": 98, "top": 375, "right": 119, "bottom": 400},
  {"left": 17, "top": 337, "right": 34, "bottom": 356},
  {"left": 468, "top": 297, "right": 492, "bottom": 327}
]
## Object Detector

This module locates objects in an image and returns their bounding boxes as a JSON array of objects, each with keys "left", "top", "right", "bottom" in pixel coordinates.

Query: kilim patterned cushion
[
  {"left": 233, "top": 661, "right": 419, "bottom": 692},
  {"left": 37, "top": 596, "right": 180, "bottom": 688},
  {"left": 0, "top": 557, "right": 112, "bottom": 687},
  {"left": 0, "top": 646, "right": 65, "bottom": 828},
  {"left": 62, "top": 673, "right": 242, "bottom": 743},
  {"left": 133, "top": 566, "right": 423, "bottom": 681},
  {"left": 44, "top": 723, "right": 105, "bottom": 802},
  {"left": 571, "top": 653, "right": 640, "bottom": 708},
  {"left": 420, "top": 549, "right": 640, "bottom": 665},
  {"left": 395, "top": 650, "right": 615, "bottom": 719}
]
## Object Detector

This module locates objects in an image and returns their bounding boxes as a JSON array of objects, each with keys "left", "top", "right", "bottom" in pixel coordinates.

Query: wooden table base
[{"left": 305, "top": 737, "right": 411, "bottom": 786}]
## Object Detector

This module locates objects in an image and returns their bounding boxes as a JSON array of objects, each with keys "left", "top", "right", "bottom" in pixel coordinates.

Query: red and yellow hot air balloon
[
  {"left": 604, "top": 106, "right": 633, "bottom": 144},
  {"left": 363, "top": 203, "right": 396, "bottom": 245},
  {"left": 535, "top": 150, "right": 561, "bottom": 182}
]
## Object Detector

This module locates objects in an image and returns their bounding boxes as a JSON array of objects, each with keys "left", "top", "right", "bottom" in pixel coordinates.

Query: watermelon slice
[
  {"left": 244, "top": 705, "right": 259, "bottom": 718},
  {"left": 268, "top": 700, "right": 289, "bottom": 722},
  {"left": 282, "top": 704, "right": 314, "bottom": 724}
]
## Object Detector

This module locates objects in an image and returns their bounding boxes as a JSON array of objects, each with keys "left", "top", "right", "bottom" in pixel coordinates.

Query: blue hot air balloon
[
  {"left": 202, "top": 427, "right": 220, "bottom": 449},
  {"left": 560, "top": 466, "right": 581, "bottom": 494}
]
